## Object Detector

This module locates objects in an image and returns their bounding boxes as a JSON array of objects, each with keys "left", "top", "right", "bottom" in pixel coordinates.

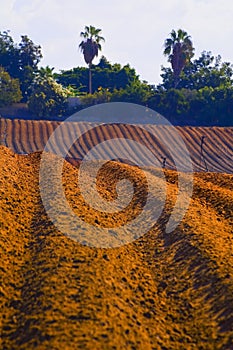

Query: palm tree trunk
[
  {"left": 89, "top": 63, "right": 92, "bottom": 94},
  {"left": 174, "top": 75, "right": 179, "bottom": 88}
]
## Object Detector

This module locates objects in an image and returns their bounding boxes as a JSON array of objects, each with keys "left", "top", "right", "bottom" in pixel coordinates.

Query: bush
[
  {"left": 79, "top": 87, "right": 111, "bottom": 107},
  {"left": 0, "top": 67, "right": 22, "bottom": 107},
  {"left": 28, "top": 77, "right": 69, "bottom": 117}
]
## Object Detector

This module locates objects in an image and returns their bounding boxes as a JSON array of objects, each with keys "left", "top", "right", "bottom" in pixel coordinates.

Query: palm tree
[
  {"left": 79, "top": 25, "right": 105, "bottom": 94},
  {"left": 38, "top": 66, "right": 55, "bottom": 79},
  {"left": 164, "top": 29, "right": 194, "bottom": 87}
]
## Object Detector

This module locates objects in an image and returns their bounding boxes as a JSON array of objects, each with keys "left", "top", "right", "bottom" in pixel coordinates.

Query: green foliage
[
  {"left": 0, "top": 67, "right": 22, "bottom": 107},
  {"left": 55, "top": 67, "right": 88, "bottom": 93},
  {"left": 0, "top": 27, "right": 232, "bottom": 125},
  {"left": 56, "top": 57, "right": 140, "bottom": 94},
  {"left": 148, "top": 88, "right": 189, "bottom": 119},
  {"left": 28, "top": 77, "right": 69, "bottom": 118},
  {"left": 193, "top": 86, "right": 233, "bottom": 125},
  {"left": 78, "top": 78, "right": 154, "bottom": 108},
  {"left": 0, "top": 30, "right": 18, "bottom": 76},
  {"left": 110, "top": 80, "right": 154, "bottom": 104},
  {"left": 38, "top": 66, "right": 55, "bottom": 79},
  {"left": 79, "top": 87, "right": 111, "bottom": 107},
  {"left": 148, "top": 85, "right": 233, "bottom": 126},
  {"left": 160, "top": 51, "right": 233, "bottom": 90},
  {"left": 0, "top": 30, "right": 42, "bottom": 100},
  {"left": 155, "top": 50, "right": 233, "bottom": 125}
]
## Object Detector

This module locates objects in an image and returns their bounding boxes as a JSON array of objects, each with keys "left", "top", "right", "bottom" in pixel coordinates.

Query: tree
[
  {"left": 0, "top": 31, "right": 18, "bottom": 75},
  {"left": 55, "top": 58, "right": 139, "bottom": 94},
  {"left": 28, "top": 77, "right": 68, "bottom": 118},
  {"left": 0, "top": 31, "right": 42, "bottom": 100},
  {"left": 37, "top": 66, "right": 55, "bottom": 79},
  {"left": 147, "top": 88, "right": 189, "bottom": 121},
  {"left": 17, "top": 35, "right": 42, "bottom": 99},
  {"left": 79, "top": 25, "right": 105, "bottom": 94},
  {"left": 160, "top": 51, "right": 233, "bottom": 90},
  {"left": 111, "top": 80, "right": 154, "bottom": 105},
  {"left": 163, "top": 29, "right": 194, "bottom": 87},
  {"left": 0, "top": 67, "right": 22, "bottom": 107}
]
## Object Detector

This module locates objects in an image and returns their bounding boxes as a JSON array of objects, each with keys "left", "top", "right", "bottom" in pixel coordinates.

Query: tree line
[{"left": 0, "top": 27, "right": 233, "bottom": 125}]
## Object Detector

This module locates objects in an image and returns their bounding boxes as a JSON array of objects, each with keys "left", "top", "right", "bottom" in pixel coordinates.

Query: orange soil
[{"left": 0, "top": 145, "right": 232, "bottom": 349}]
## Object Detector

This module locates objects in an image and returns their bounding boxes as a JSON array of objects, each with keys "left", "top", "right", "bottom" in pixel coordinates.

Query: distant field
[{"left": 0, "top": 118, "right": 232, "bottom": 173}]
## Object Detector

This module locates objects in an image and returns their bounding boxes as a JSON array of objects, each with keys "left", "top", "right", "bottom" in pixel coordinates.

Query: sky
[{"left": 1, "top": 0, "right": 233, "bottom": 85}]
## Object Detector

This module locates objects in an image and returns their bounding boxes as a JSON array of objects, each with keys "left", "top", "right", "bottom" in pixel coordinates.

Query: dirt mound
[{"left": 0, "top": 146, "right": 233, "bottom": 349}]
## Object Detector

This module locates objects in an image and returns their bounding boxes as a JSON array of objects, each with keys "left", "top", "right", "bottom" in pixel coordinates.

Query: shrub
[
  {"left": 0, "top": 67, "right": 22, "bottom": 107},
  {"left": 28, "top": 77, "right": 69, "bottom": 117}
]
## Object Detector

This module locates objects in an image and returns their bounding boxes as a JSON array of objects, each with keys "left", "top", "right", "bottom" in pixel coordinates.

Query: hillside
[
  {"left": 0, "top": 118, "right": 232, "bottom": 173},
  {"left": 0, "top": 145, "right": 232, "bottom": 349}
]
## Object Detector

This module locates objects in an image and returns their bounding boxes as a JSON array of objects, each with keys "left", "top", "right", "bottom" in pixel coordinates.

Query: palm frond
[{"left": 164, "top": 28, "right": 194, "bottom": 86}]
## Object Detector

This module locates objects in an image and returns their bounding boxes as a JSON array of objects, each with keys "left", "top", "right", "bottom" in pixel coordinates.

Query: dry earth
[
  {"left": 0, "top": 119, "right": 232, "bottom": 173},
  {"left": 0, "top": 119, "right": 233, "bottom": 349}
]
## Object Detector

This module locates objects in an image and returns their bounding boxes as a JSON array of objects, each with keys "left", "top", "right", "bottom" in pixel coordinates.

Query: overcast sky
[{"left": 1, "top": 0, "right": 233, "bottom": 84}]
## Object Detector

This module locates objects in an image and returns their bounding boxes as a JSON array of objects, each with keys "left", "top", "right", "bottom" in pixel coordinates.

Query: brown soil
[
  {"left": 0, "top": 145, "right": 232, "bottom": 349},
  {"left": 0, "top": 119, "right": 232, "bottom": 173}
]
